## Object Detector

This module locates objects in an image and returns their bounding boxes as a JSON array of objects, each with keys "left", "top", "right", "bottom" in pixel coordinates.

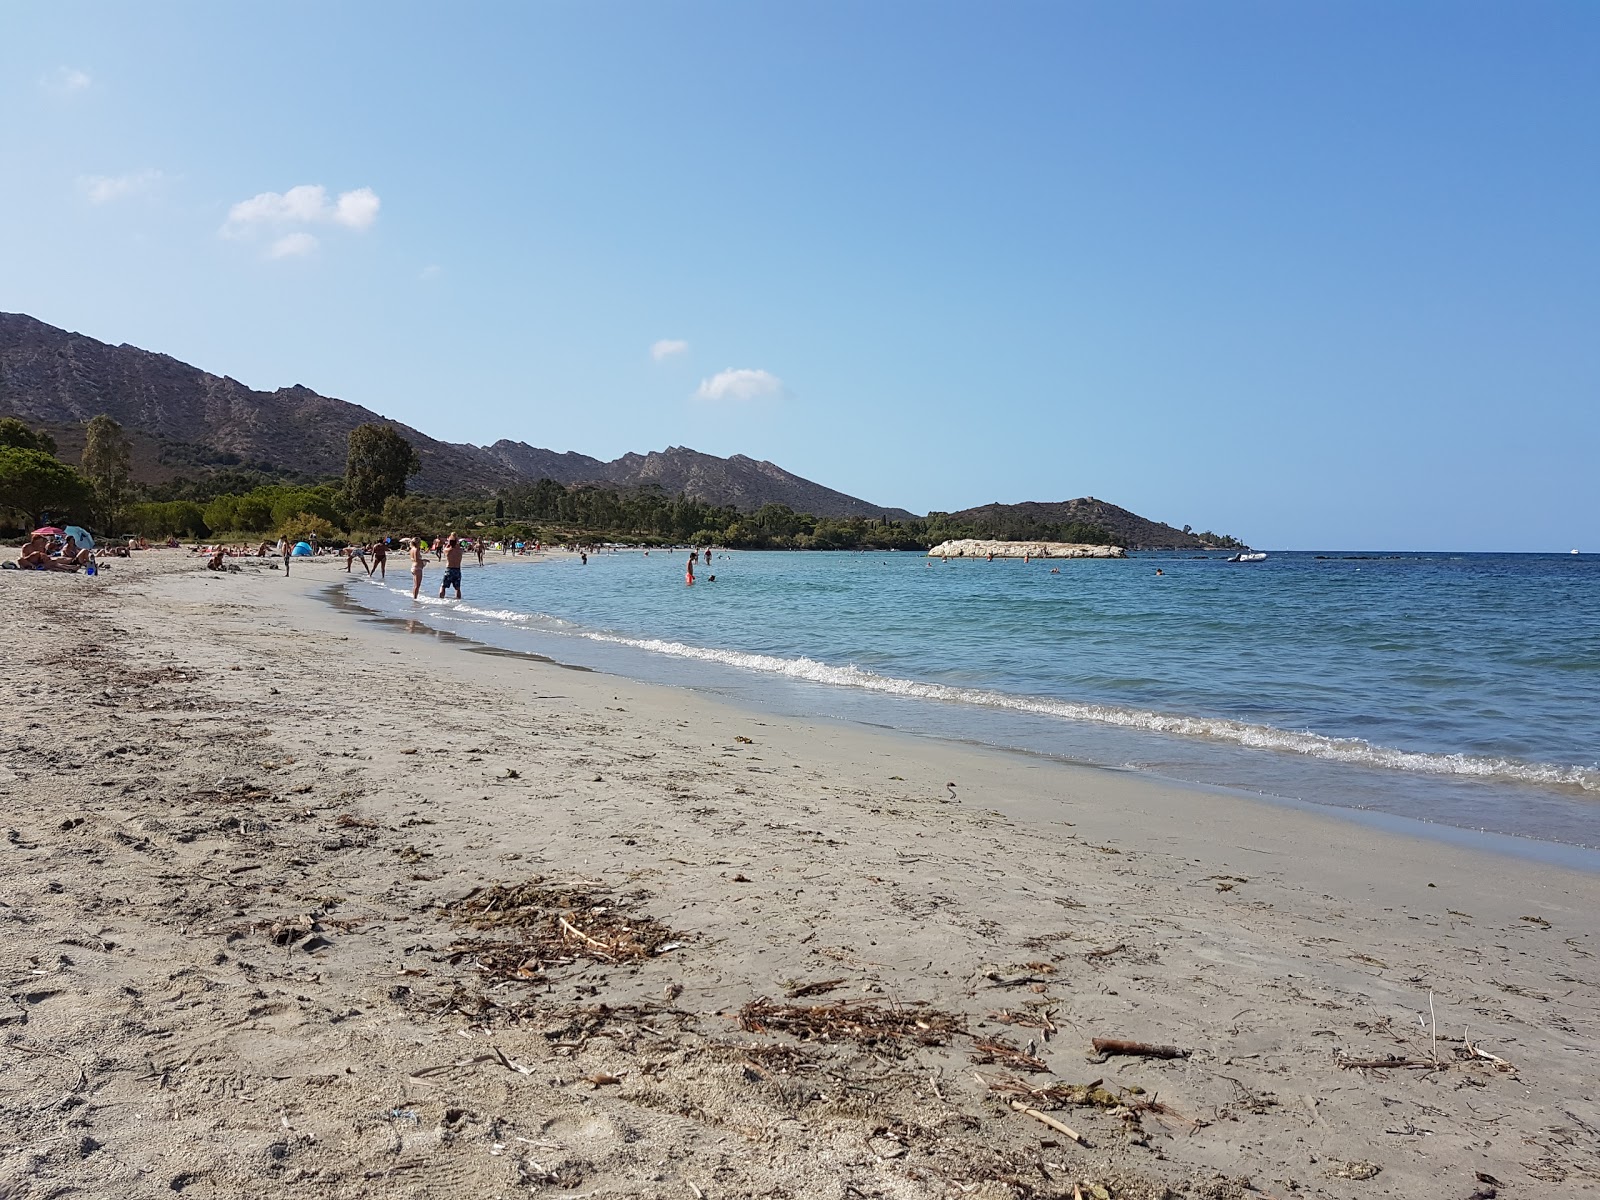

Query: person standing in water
[
  {"left": 408, "top": 538, "right": 426, "bottom": 599},
  {"left": 439, "top": 534, "right": 464, "bottom": 600},
  {"left": 685, "top": 551, "right": 696, "bottom": 586}
]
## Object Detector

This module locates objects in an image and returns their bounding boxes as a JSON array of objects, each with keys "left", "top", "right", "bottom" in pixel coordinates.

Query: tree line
[{"left": 2, "top": 417, "right": 1156, "bottom": 550}]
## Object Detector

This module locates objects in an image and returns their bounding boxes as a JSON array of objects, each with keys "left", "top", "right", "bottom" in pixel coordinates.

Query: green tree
[
  {"left": 277, "top": 511, "right": 337, "bottom": 545},
  {"left": 125, "top": 500, "right": 209, "bottom": 538},
  {"left": 0, "top": 418, "right": 57, "bottom": 456},
  {"left": 344, "top": 423, "right": 420, "bottom": 512},
  {"left": 81, "top": 414, "right": 133, "bottom": 525},
  {"left": 0, "top": 447, "right": 92, "bottom": 529}
]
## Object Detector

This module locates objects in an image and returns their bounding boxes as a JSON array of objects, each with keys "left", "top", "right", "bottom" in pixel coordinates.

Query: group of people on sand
[{"left": 12, "top": 531, "right": 94, "bottom": 572}]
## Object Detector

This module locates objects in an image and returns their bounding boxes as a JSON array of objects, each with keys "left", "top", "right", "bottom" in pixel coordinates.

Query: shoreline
[
  {"left": 5, "top": 554, "right": 1597, "bottom": 1198},
  {"left": 331, "top": 575, "right": 1600, "bottom": 874},
  {"left": 340, "top": 557, "right": 1600, "bottom": 864}
]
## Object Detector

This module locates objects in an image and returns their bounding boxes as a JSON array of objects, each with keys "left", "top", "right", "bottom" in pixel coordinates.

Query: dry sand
[{"left": 3, "top": 552, "right": 1597, "bottom": 1199}]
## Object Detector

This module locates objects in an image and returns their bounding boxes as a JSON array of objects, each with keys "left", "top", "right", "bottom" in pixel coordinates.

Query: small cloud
[
  {"left": 334, "top": 186, "right": 380, "bottom": 230},
  {"left": 45, "top": 67, "right": 92, "bottom": 94},
  {"left": 80, "top": 169, "right": 164, "bottom": 204},
  {"left": 651, "top": 338, "right": 689, "bottom": 361},
  {"left": 419, "top": 264, "right": 442, "bottom": 281},
  {"left": 270, "top": 232, "right": 319, "bottom": 258},
  {"left": 694, "top": 367, "right": 785, "bottom": 402},
  {"left": 221, "top": 184, "right": 381, "bottom": 238}
]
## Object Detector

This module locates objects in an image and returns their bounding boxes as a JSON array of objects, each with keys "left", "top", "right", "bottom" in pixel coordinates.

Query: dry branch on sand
[{"left": 1090, "top": 1038, "right": 1189, "bottom": 1062}]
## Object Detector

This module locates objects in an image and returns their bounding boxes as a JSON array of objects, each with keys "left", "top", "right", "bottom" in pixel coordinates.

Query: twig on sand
[
  {"left": 1429, "top": 989, "right": 1438, "bottom": 1066},
  {"left": 1006, "top": 1099, "right": 1084, "bottom": 1145},
  {"left": 785, "top": 978, "right": 846, "bottom": 999},
  {"left": 971, "top": 1036, "right": 1050, "bottom": 1073},
  {"left": 1089, "top": 1038, "right": 1188, "bottom": 1062},
  {"left": 558, "top": 915, "right": 615, "bottom": 959},
  {"left": 1084, "top": 943, "right": 1126, "bottom": 960},
  {"left": 1336, "top": 1055, "right": 1436, "bottom": 1071},
  {"left": 1462, "top": 1028, "right": 1516, "bottom": 1072}
]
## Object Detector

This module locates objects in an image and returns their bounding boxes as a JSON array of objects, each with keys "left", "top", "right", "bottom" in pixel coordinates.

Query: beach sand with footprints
[{"left": 3, "top": 552, "right": 1596, "bottom": 1198}]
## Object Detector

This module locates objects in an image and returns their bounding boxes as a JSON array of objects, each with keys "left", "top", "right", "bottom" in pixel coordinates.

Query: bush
[
  {"left": 125, "top": 500, "right": 209, "bottom": 538},
  {"left": 276, "top": 512, "right": 338, "bottom": 545}
]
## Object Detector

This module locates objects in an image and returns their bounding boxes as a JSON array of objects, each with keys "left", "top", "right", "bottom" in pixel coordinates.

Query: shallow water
[{"left": 350, "top": 549, "right": 1600, "bottom": 850}]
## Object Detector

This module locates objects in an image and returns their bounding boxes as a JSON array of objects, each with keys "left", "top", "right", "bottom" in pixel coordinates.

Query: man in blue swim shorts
[{"left": 439, "top": 533, "right": 464, "bottom": 599}]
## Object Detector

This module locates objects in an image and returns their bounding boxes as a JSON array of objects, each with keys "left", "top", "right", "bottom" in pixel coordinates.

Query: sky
[{"left": 2, "top": 2, "right": 1596, "bottom": 550}]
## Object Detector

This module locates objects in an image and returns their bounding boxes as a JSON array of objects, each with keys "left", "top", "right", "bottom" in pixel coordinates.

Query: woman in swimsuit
[{"left": 409, "top": 539, "right": 426, "bottom": 599}]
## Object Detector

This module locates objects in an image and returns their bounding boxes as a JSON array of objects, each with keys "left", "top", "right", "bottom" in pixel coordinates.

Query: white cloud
[
  {"left": 651, "top": 338, "right": 689, "bottom": 361},
  {"left": 45, "top": 67, "right": 92, "bottom": 94},
  {"left": 334, "top": 186, "right": 380, "bottom": 230},
  {"left": 221, "top": 184, "right": 381, "bottom": 237},
  {"left": 419, "top": 264, "right": 443, "bottom": 281},
  {"left": 270, "top": 232, "right": 319, "bottom": 258},
  {"left": 694, "top": 367, "right": 785, "bottom": 402},
  {"left": 80, "top": 169, "right": 163, "bottom": 204}
]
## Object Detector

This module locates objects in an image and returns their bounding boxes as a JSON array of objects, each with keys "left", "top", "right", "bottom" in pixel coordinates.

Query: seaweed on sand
[
  {"left": 737, "top": 998, "right": 965, "bottom": 1051},
  {"left": 443, "top": 879, "right": 681, "bottom": 978}
]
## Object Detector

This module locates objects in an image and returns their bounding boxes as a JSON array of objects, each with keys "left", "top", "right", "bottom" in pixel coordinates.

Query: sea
[{"left": 344, "top": 549, "right": 1600, "bottom": 864}]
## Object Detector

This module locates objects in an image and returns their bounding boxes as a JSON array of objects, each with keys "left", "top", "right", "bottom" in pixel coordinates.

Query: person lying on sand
[
  {"left": 17, "top": 534, "right": 53, "bottom": 569},
  {"left": 14, "top": 534, "right": 81, "bottom": 571},
  {"left": 57, "top": 536, "right": 92, "bottom": 568}
]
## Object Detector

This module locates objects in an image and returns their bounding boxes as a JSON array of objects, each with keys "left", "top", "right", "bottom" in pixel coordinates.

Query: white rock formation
[{"left": 926, "top": 539, "right": 1126, "bottom": 559}]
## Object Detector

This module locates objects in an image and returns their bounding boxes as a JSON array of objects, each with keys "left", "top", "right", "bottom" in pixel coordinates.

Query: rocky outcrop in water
[{"left": 927, "top": 539, "right": 1126, "bottom": 559}]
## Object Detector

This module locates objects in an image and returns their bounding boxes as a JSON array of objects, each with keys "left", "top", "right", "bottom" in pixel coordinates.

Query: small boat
[{"left": 1227, "top": 551, "right": 1268, "bottom": 563}]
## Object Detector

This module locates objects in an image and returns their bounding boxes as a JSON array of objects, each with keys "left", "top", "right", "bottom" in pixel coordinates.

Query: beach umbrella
[
  {"left": 292, "top": 541, "right": 313, "bottom": 556},
  {"left": 33, "top": 526, "right": 64, "bottom": 536},
  {"left": 64, "top": 525, "right": 94, "bottom": 549}
]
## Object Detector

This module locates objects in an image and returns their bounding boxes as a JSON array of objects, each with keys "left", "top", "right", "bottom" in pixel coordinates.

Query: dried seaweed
[
  {"left": 737, "top": 998, "right": 964, "bottom": 1050},
  {"left": 971, "top": 1035, "right": 1050, "bottom": 1073},
  {"left": 445, "top": 879, "right": 680, "bottom": 971}
]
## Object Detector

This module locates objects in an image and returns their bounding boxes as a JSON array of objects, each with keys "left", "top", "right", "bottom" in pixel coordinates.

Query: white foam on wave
[
  {"left": 575, "top": 631, "right": 1600, "bottom": 793},
  {"left": 350, "top": 580, "right": 1600, "bottom": 793}
]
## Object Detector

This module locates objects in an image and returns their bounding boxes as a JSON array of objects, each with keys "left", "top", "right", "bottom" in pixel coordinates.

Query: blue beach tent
[{"left": 291, "top": 541, "right": 313, "bottom": 557}]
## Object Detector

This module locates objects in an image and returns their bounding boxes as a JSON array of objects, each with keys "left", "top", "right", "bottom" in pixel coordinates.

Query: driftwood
[
  {"left": 1006, "top": 1099, "right": 1084, "bottom": 1144},
  {"left": 1090, "top": 1038, "right": 1188, "bottom": 1061},
  {"left": 1336, "top": 1055, "right": 1437, "bottom": 1071}
]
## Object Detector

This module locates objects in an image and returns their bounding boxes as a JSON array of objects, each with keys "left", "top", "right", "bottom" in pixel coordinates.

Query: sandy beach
[{"left": 3, "top": 552, "right": 1596, "bottom": 1200}]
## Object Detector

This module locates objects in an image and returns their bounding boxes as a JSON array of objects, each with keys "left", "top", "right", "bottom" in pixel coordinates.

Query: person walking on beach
[
  {"left": 439, "top": 534, "right": 464, "bottom": 600},
  {"left": 279, "top": 536, "right": 291, "bottom": 576},
  {"left": 476, "top": 539, "right": 485, "bottom": 567},
  {"left": 408, "top": 538, "right": 426, "bottom": 599}
]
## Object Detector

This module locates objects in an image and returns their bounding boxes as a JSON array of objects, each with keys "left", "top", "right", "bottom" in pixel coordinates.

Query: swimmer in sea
[{"left": 1155, "top": 568, "right": 1164, "bottom": 576}]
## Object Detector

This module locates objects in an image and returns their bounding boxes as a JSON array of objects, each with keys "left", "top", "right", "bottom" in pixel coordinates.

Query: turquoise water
[{"left": 350, "top": 550, "right": 1600, "bottom": 851}]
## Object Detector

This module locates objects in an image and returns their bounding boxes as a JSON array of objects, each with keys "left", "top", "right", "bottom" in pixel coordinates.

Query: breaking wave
[
  {"left": 357, "top": 577, "right": 1600, "bottom": 794},
  {"left": 573, "top": 633, "right": 1600, "bottom": 793}
]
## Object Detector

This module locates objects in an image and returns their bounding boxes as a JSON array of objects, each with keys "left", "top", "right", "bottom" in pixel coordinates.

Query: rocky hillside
[
  {"left": 946, "top": 498, "right": 1245, "bottom": 550},
  {"left": 0, "top": 312, "right": 909, "bottom": 518}
]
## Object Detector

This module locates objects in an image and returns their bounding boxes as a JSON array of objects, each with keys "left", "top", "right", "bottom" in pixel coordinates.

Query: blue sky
[{"left": 3, "top": 2, "right": 1596, "bottom": 550}]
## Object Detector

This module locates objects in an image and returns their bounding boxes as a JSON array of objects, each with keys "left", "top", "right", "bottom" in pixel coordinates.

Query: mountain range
[{"left": 0, "top": 312, "right": 1238, "bottom": 546}]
